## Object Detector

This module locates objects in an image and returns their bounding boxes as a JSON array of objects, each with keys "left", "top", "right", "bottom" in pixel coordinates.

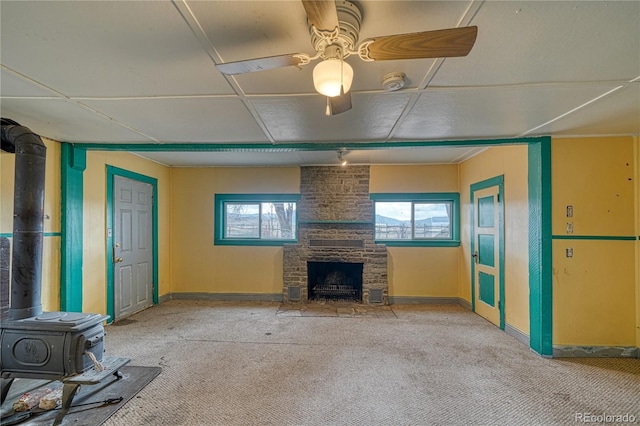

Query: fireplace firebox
[{"left": 308, "top": 261, "right": 363, "bottom": 302}]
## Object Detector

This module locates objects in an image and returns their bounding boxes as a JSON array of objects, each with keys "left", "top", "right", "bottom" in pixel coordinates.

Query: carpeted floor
[{"left": 102, "top": 300, "right": 640, "bottom": 426}]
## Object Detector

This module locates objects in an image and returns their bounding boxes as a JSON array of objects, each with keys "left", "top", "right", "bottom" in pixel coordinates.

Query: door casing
[{"left": 106, "top": 165, "right": 158, "bottom": 323}]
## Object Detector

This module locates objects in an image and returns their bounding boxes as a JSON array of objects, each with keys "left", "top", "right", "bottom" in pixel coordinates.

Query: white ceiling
[{"left": 1, "top": 0, "right": 638, "bottom": 167}]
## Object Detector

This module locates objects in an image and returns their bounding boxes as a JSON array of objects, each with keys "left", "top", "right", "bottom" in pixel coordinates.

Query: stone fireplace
[{"left": 283, "top": 166, "right": 388, "bottom": 304}]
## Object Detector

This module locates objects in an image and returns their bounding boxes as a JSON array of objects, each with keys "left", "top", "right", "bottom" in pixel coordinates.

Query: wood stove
[{"left": 0, "top": 119, "right": 128, "bottom": 425}]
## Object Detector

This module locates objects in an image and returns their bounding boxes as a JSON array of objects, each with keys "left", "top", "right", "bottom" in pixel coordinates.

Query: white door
[{"left": 113, "top": 176, "right": 153, "bottom": 319}]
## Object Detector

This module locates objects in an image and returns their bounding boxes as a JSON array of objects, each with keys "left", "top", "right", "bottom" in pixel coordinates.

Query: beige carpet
[{"left": 102, "top": 300, "right": 640, "bottom": 426}]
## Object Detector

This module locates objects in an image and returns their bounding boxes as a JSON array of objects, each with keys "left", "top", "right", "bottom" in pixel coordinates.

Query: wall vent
[
  {"left": 309, "top": 239, "right": 364, "bottom": 248},
  {"left": 288, "top": 286, "right": 301, "bottom": 302},
  {"left": 369, "top": 289, "right": 384, "bottom": 304}
]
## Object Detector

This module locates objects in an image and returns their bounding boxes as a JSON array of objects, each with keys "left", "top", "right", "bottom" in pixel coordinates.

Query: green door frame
[
  {"left": 470, "top": 175, "right": 505, "bottom": 330},
  {"left": 106, "top": 165, "right": 159, "bottom": 322},
  {"left": 61, "top": 136, "right": 552, "bottom": 355}
]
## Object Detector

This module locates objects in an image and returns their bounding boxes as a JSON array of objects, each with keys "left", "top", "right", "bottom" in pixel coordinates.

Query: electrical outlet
[
  {"left": 566, "top": 222, "right": 573, "bottom": 234},
  {"left": 566, "top": 248, "right": 573, "bottom": 258},
  {"left": 566, "top": 205, "right": 573, "bottom": 217}
]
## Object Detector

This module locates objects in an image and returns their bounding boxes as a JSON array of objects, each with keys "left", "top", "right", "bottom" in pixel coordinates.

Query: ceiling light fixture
[
  {"left": 313, "top": 45, "right": 353, "bottom": 98},
  {"left": 337, "top": 149, "right": 348, "bottom": 166},
  {"left": 313, "top": 59, "right": 353, "bottom": 97}
]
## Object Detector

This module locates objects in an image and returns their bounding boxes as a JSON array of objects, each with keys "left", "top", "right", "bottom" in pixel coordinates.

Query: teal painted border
[
  {"left": 214, "top": 193, "right": 300, "bottom": 246},
  {"left": 370, "top": 192, "right": 460, "bottom": 247},
  {"left": 0, "top": 232, "right": 61, "bottom": 238},
  {"left": 528, "top": 138, "right": 553, "bottom": 356},
  {"left": 71, "top": 135, "right": 553, "bottom": 356},
  {"left": 60, "top": 144, "right": 86, "bottom": 312},
  {"left": 552, "top": 235, "right": 636, "bottom": 241},
  {"left": 470, "top": 175, "right": 505, "bottom": 330},
  {"left": 73, "top": 137, "right": 540, "bottom": 153},
  {"left": 106, "top": 165, "right": 159, "bottom": 322}
]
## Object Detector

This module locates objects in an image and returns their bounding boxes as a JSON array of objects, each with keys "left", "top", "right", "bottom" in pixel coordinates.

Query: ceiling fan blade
[
  {"left": 328, "top": 87, "right": 352, "bottom": 116},
  {"left": 363, "top": 26, "right": 478, "bottom": 61},
  {"left": 216, "top": 54, "right": 305, "bottom": 75},
  {"left": 302, "top": 0, "right": 339, "bottom": 32}
]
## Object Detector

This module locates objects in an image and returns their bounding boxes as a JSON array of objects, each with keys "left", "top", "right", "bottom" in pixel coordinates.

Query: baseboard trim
[
  {"left": 158, "top": 293, "right": 172, "bottom": 304},
  {"left": 458, "top": 298, "right": 472, "bottom": 311},
  {"left": 505, "top": 323, "right": 530, "bottom": 346},
  {"left": 167, "top": 292, "right": 283, "bottom": 302},
  {"left": 553, "top": 345, "right": 640, "bottom": 358},
  {"left": 388, "top": 296, "right": 461, "bottom": 305}
]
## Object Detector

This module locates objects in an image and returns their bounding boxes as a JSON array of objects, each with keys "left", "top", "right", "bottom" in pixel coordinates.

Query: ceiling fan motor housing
[{"left": 309, "top": 0, "right": 362, "bottom": 57}]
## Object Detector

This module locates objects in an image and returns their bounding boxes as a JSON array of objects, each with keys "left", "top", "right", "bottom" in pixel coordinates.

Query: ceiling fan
[{"left": 216, "top": 0, "right": 478, "bottom": 116}]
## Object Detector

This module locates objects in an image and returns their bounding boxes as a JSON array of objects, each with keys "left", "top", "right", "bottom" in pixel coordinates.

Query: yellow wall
[
  {"left": 636, "top": 136, "right": 640, "bottom": 348},
  {"left": 169, "top": 167, "right": 299, "bottom": 295},
  {"left": 459, "top": 145, "right": 530, "bottom": 335},
  {"left": 83, "top": 151, "right": 171, "bottom": 314},
  {"left": 1, "top": 138, "right": 61, "bottom": 311},
  {"left": 370, "top": 165, "right": 460, "bottom": 298},
  {"left": 551, "top": 136, "right": 637, "bottom": 346}
]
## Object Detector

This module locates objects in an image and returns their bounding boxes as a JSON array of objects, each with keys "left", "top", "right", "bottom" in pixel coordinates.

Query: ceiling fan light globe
[{"left": 313, "top": 59, "right": 353, "bottom": 97}]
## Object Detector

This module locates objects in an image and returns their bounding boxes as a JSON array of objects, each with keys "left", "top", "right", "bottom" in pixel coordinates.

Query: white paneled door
[{"left": 113, "top": 176, "right": 153, "bottom": 320}]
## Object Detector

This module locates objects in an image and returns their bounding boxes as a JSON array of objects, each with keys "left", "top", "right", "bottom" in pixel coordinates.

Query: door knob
[
  {"left": 472, "top": 251, "right": 479, "bottom": 263},
  {"left": 114, "top": 257, "right": 124, "bottom": 263}
]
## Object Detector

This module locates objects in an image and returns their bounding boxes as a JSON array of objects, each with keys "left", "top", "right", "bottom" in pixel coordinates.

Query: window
[
  {"left": 214, "top": 194, "right": 299, "bottom": 245},
  {"left": 370, "top": 193, "right": 460, "bottom": 247}
]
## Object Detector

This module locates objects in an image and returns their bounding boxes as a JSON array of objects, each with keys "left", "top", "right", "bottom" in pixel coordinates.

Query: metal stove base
[{"left": 1, "top": 356, "right": 129, "bottom": 426}]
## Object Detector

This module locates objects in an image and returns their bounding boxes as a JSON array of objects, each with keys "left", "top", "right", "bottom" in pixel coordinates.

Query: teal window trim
[
  {"left": 60, "top": 143, "right": 86, "bottom": 312},
  {"left": 370, "top": 192, "right": 460, "bottom": 247},
  {"left": 214, "top": 194, "right": 300, "bottom": 246},
  {"left": 106, "top": 165, "right": 159, "bottom": 323},
  {"left": 469, "top": 175, "right": 505, "bottom": 330}
]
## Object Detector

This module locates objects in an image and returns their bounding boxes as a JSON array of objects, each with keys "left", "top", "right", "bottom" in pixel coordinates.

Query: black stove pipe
[{"left": 1, "top": 118, "right": 46, "bottom": 320}]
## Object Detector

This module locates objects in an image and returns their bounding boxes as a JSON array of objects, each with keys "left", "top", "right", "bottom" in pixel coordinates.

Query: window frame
[
  {"left": 370, "top": 192, "right": 460, "bottom": 247},
  {"left": 214, "top": 194, "right": 300, "bottom": 246}
]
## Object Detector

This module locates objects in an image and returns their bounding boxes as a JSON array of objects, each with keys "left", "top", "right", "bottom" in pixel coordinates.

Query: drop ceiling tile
[
  {"left": 82, "top": 97, "right": 269, "bottom": 143},
  {"left": 1, "top": 69, "right": 58, "bottom": 97},
  {"left": 431, "top": 1, "right": 640, "bottom": 87},
  {"left": 252, "top": 92, "right": 413, "bottom": 142},
  {"left": 393, "top": 83, "right": 624, "bottom": 141},
  {"left": 0, "top": 1, "right": 233, "bottom": 97},
  {"left": 531, "top": 83, "right": 640, "bottom": 136},
  {"left": 0, "top": 98, "right": 155, "bottom": 143}
]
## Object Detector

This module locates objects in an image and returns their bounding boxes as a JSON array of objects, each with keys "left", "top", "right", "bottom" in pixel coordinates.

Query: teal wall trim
[
  {"left": 528, "top": 137, "right": 553, "bottom": 356},
  {"left": 0, "top": 232, "right": 61, "bottom": 238},
  {"left": 469, "top": 175, "right": 505, "bottom": 330},
  {"left": 552, "top": 235, "right": 636, "bottom": 241},
  {"left": 106, "top": 165, "right": 159, "bottom": 322},
  {"left": 74, "top": 137, "right": 542, "bottom": 153},
  {"left": 60, "top": 143, "right": 86, "bottom": 312}
]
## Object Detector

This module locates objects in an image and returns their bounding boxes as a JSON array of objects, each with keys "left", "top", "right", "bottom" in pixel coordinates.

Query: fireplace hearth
[{"left": 308, "top": 261, "right": 363, "bottom": 302}]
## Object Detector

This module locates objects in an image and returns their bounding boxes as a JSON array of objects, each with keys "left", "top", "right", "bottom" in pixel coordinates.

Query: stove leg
[
  {"left": 1, "top": 378, "right": 14, "bottom": 404},
  {"left": 53, "top": 383, "right": 80, "bottom": 426}
]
